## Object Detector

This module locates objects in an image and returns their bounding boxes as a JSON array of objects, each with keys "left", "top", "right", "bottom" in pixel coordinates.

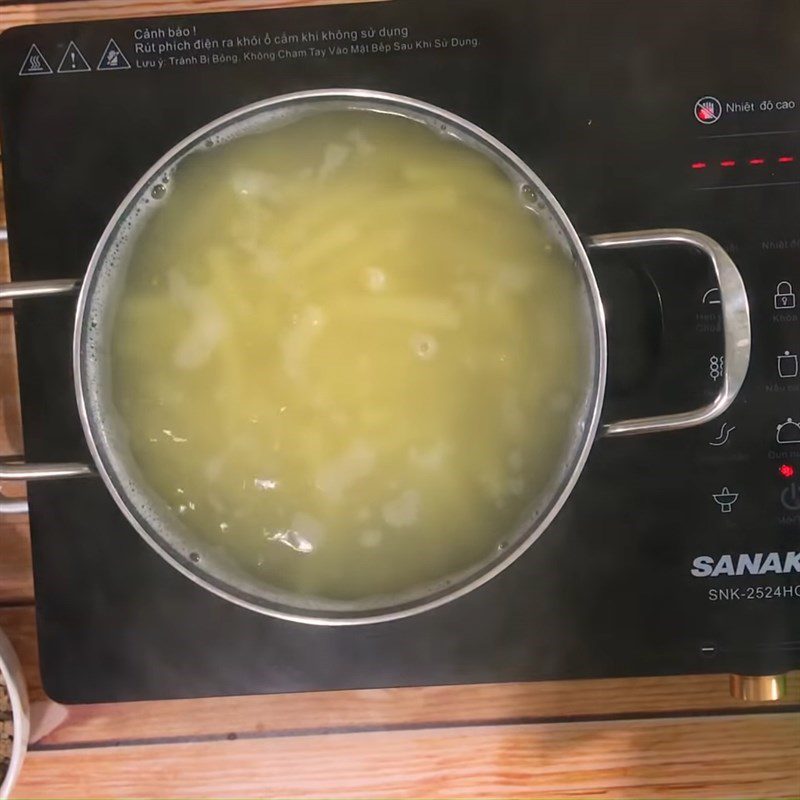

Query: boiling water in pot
[{"left": 110, "top": 109, "right": 589, "bottom": 601}]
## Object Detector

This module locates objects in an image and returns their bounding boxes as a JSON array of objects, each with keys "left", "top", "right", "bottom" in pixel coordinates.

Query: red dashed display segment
[{"left": 691, "top": 156, "right": 795, "bottom": 169}]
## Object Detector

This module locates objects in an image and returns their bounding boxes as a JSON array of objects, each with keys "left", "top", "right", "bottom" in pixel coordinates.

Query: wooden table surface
[{"left": 0, "top": 1, "right": 799, "bottom": 797}]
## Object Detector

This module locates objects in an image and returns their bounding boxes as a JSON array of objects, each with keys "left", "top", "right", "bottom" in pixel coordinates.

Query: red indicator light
[
  {"left": 749, "top": 158, "right": 766, "bottom": 165},
  {"left": 720, "top": 160, "right": 736, "bottom": 167},
  {"left": 780, "top": 464, "right": 795, "bottom": 479},
  {"left": 778, "top": 156, "right": 795, "bottom": 163},
  {"left": 691, "top": 162, "right": 708, "bottom": 170}
]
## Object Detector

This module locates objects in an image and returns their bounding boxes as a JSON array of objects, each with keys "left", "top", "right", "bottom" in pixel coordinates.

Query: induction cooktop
[{"left": 0, "top": 0, "right": 798, "bottom": 704}]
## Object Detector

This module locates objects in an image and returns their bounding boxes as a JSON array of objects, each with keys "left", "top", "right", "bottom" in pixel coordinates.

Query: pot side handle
[
  {"left": 586, "top": 228, "right": 751, "bottom": 437},
  {"left": 0, "top": 229, "right": 93, "bottom": 501}
]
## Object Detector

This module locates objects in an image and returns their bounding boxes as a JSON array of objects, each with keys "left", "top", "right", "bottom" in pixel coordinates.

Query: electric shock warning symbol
[
  {"left": 57, "top": 41, "right": 91, "bottom": 73},
  {"left": 19, "top": 44, "right": 52, "bottom": 76},
  {"left": 97, "top": 39, "right": 131, "bottom": 71}
]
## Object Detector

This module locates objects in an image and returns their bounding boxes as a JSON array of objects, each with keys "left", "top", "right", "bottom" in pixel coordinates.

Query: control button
[
  {"left": 778, "top": 351, "right": 799, "bottom": 379},
  {"left": 709, "top": 421, "right": 736, "bottom": 447},
  {"left": 774, "top": 281, "right": 796, "bottom": 310},
  {"left": 709, "top": 354, "right": 725, "bottom": 382},
  {"left": 776, "top": 418, "right": 800, "bottom": 445},
  {"left": 713, "top": 487, "right": 739, "bottom": 513},
  {"left": 695, "top": 96, "right": 722, "bottom": 125},
  {"left": 781, "top": 482, "right": 800, "bottom": 511}
]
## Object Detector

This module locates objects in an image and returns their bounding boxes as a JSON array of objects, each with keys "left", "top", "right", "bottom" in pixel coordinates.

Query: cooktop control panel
[
  {"left": 681, "top": 105, "right": 800, "bottom": 587},
  {"left": 0, "top": 0, "right": 797, "bottom": 702}
]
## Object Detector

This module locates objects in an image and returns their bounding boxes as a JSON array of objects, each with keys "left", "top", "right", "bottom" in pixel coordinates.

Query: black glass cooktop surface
[{"left": 0, "top": 0, "right": 798, "bottom": 703}]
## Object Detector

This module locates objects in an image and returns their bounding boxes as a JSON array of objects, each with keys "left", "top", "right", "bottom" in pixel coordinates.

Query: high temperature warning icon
[
  {"left": 97, "top": 39, "right": 131, "bottom": 71},
  {"left": 694, "top": 96, "right": 722, "bottom": 125},
  {"left": 19, "top": 44, "right": 52, "bottom": 76}
]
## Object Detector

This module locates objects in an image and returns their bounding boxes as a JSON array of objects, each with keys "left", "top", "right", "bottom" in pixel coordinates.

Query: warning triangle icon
[
  {"left": 57, "top": 41, "right": 91, "bottom": 73},
  {"left": 97, "top": 38, "right": 131, "bottom": 71},
  {"left": 19, "top": 44, "right": 52, "bottom": 76}
]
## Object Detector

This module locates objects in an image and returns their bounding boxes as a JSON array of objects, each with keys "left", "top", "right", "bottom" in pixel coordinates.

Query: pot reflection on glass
[{"left": 0, "top": 90, "right": 751, "bottom": 625}]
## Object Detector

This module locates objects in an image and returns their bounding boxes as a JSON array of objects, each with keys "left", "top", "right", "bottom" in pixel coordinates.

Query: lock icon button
[{"left": 774, "top": 281, "right": 796, "bottom": 310}]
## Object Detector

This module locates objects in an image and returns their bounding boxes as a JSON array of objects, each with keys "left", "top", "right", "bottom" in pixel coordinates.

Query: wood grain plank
[
  {"left": 0, "top": 606, "right": 40, "bottom": 696},
  {"left": 0, "top": 308, "right": 23, "bottom": 458},
  {"left": 3, "top": 605, "right": 799, "bottom": 748},
  {"left": 0, "top": 0, "right": 381, "bottom": 34},
  {"left": 0, "top": 182, "right": 31, "bottom": 601},
  {"left": 0, "top": 175, "right": 24, "bottom": 456},
  {"left": 13, "top": 714, "right": 800, "bottom": 799},
  {"left": 37, "top": 670, "right": 800, "bottom": 746},
  {"left": 0, "top": 518, "right": 33, "bottom": 603}
]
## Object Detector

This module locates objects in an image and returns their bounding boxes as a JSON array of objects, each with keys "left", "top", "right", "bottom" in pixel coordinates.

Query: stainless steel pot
[{"left": 0, "top": 90, "right": 751, "bottom": 625}]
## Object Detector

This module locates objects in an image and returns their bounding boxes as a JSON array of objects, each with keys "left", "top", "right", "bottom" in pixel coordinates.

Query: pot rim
[{"left": 73, "top": 88, "right": 607, "bottom": 626}]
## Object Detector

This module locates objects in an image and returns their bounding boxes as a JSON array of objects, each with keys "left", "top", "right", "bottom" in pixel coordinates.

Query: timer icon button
[{"left": 781, "top": 482, "right": 800, "bottom": 512}]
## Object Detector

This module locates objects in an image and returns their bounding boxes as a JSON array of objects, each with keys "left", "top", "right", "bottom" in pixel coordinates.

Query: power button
[{"left": 781, "top": 482, "right": 800, "bottom": 512}]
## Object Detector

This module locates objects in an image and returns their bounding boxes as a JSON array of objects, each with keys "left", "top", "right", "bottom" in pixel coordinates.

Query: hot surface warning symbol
[
  {"left": 97, "top": 39, "right": 131, "bottom": 71},
  {"left": 19, "top": 44, "right": 52, "bottom": 76},
  {"left": 57, "top": 41, "right": 91, "bottom": 73}
]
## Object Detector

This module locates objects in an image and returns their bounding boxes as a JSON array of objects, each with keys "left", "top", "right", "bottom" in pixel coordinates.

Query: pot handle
[
  {"left": 586, "top": 228, "right": 751, "bottom": 437},
  {"left": 0, "top": 245, "right": 93, "bottom": 491}
]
